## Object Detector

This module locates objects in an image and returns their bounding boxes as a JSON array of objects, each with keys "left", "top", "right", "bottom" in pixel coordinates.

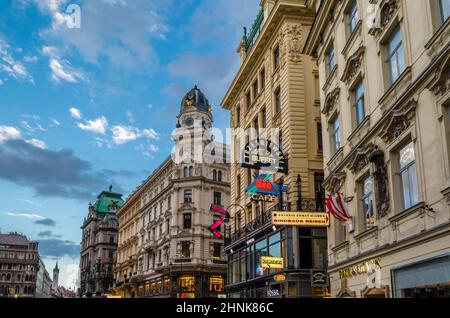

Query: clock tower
[{"left": 173, "top": 85, "right": 214, "bottom": 164}]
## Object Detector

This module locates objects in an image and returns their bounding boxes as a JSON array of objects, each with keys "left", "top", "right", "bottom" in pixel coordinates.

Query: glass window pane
[
  {"left": 269, "top": 242, "right": 281, "bottom": 258},
  {"left": 269, "top": 232, "right": 281, "bottom": 245},
  {"left": 440, "top": 0, "right": 450, "bottom": 21},
  {"left": 408, "top": 163, "right": 419, "bottom": 206},
  {"left": 401, "top": 170, "right": 412, "bottom": 209},
  {"left": 388, "top": 27, "right": 402, "bottom": 54},
  {"left": 255, "top": 239, "right": 266, "bottom": 251},
  {"left": 400, "top": 142, "right": 415, "bottom": 168}
]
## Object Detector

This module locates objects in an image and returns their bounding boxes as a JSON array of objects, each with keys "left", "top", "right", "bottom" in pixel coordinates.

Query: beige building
[
  {"left": 116, "top": 86, "right": 230, "bottom": 298},
  {"left": 114, "top": 187, "right": 141, "bottom": 298},
  {"left": 221, "top": 0, "right": 328, "bottom": 298},
  {"left": 304, "top": 0, "right": 450, "bottom": 298}
]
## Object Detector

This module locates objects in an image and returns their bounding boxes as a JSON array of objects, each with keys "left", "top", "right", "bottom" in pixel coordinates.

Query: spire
[{"left": 54, "top": 260, "right": 59, "bottom": 273}]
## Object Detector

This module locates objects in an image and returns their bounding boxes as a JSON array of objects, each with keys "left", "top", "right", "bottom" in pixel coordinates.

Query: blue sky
[{"left": 0, "top": 0, "right": 260, "bottom": 289}]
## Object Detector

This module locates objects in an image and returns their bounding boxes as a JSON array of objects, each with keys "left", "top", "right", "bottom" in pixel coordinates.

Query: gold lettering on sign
[{"left": 339, "top": 258, "right": 381, "bottom": 279}]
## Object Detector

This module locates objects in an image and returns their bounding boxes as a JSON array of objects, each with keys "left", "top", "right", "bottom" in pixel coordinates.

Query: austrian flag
[{"left": 325, "top": 192, "right": 352, "bottom": 221}]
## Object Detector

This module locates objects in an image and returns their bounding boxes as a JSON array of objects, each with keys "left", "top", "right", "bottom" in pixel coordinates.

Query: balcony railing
[
  {"left": 224, "top": 198, "right": 325, "bottom": 247},
  {"left": 244, "top": 7, "right": 264, "bottom": 53}
]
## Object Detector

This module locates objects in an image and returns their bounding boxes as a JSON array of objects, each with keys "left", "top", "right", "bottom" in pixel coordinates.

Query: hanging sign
[
  {"left": 241, "top": 139, "right": 288, "bottom": 174},
  {"left": 274, "top": 274, "right": 286, "bottom": 282},
  {"left": 246, "top": 174, "right": 286, "bottom": 202},
  {"left": 272, "top": 211, "right": 330, "bottom": 227},
  {"left": 209, "top": 204, "right": 230, "bottom": 239}
]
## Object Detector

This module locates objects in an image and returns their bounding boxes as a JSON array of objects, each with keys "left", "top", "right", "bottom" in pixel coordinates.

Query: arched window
[
  {"left": 6, "top": 274, "right": 10, "bottom": 281},
  {"left": 17, "top": 274, "right": 21, "bottom": 282},
  {"left": 0, "top": 285, "right": 4, "bottom": 295},
  {"left": 1, "top": 273, "right": 5, "bottom": 281},
  {"left": 189, "top": 166, "right": 194, "bottom": 177},
  {"left": 25, "top": 274, "right": 28, "bottom": 282},
  {"left": 218, "top": 171, "right": 223, "bottom": 182},
  {"left": 183, "top": 167, "right": 188, "bottom": 178},
  {"left": 15, "top": 286, "right": 20, "bottom": 294},
  {"left": 213, "top": 169, "right": 217, "bottom": 181}
]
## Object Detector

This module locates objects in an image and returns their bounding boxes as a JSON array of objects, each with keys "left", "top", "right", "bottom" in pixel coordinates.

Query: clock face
[{"left": 184, "top": 117, "right": 194, "bottom": 127}]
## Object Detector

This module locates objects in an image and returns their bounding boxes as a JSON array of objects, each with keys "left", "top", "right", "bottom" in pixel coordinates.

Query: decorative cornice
[
  {"left": 427, "top": 50, "right": 450, "bottom": 97},
  {"left": 368, "top": 0, "right": 400, "bottom": 37},
  {"left": 340, "top": 46, "right": 365, "bottom": 85},
  {"left": 380, "top": 98, "right": 417, "bottom": 144},
  {"left": 347, "top": 143, "right": 377, "bottom": 174},
  {"left": 322, "top": 87, "right": 340, "bottom": 115}
]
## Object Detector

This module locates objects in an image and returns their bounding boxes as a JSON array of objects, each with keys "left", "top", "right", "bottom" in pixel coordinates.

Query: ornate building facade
[
  {"left": 79, "top": 188, "right": 124, "bottom": 297},
  {"left": 221, "top": 0, "right": 327, "bottom": 298},
  {"left": 115, "top": 86, "right": 230, "bottom": 298},
  {"left": 0, "top": 233, "right": 40, "bottom": 298},
  {"left": 304, "top": 0, "right": 450, "bottom": 298}
]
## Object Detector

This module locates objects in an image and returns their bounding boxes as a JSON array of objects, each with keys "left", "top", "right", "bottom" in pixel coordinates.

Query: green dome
[{"left": 93, "top": 188, "right": 124, "bottom": 214}]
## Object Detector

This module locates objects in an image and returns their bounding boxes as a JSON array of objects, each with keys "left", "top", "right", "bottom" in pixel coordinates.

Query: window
[
  {"left": 273, "top": 45, "right": 280, "bottom": 70},
  {"left": 398, "top": 142, "right": 419, "bottom": 210},
  {"left": 347, "top": 0, "right": 359, "bottom": 35},
  {"left": 213, "top": 169, "right": 217, "bottom": 181},
  {"left": 213, "top": 243, "right": 222, "bottom": 258},
  {"left": 354, "top": 81, "right": 365, "bottom": 127},
  {"left": 326, "top": 46, "right": 336, "bottom": 75},
  {"left": 189, "top": 166, "right": 194, "bottom": 177},
  {"left": 331, "top": 116, "right": 341, "bottom": 154},
  {"left": 184, "top": 189, "right": 192, "bottom": 203},
  {"left": 109, "top": 250, "right": 114, "bottom": 260},
  {"left": 183, "top": 213, "right": 192, "bottom": 229},
  {"left": 253, "top": 79, "right": 259, "bottom": 98},
  {"left": 260, "top": 68, "right": 266, "bottom": 89},
  {"left": 386, "top": 26, "right": 405, "bottom": 85},
  {"left": 262, "top": 107, "right": 267, "bottom": 128},
  {"left": 167, "top": 196, "right": 171, "bottom": 209},
  {"left": 236, "top": 175, "right": 241, "bottom": 198},
  {"left": 278, "top": 130, "right": 283, "bottom": 151},
  {"left": 109, "top": 236, "right": 114, "bottom": 244},
  {"left": 274, "top": 87, "right": 281, "bottom": 114},
  {"left": 246, "top": 90, "right": 252, "bottom": 108},
  {"left": 361, "top": 176, "right": 375, "bottom": 230},
  {"left": 183, "top": 167, "right": 188, "bottom": 178},
  {"left": 166, "top": 219, "right": 170, "bottom": 233},
  {"left": 213, "top": 192, "right": 222, "bottom": 206},
  {"left": 317, "top": 122, "right": 323, "bottom": 152},
  {"left": 181, "top": 241, "right": 190, "bottom": 259},
  {"left": 209, "top": 276, "right": 224, "bottom": 292},
  {"left": 159, "top": 224, "right": 163, "bottom": 237},
  {"left": 236, "top": 105, "right": 241, "bottom": 126},
  {"left": 218, "top": 171, "right": 222, "bottom": 182},
  {"left": 439, "top": 0, "right": 450, "bottom": 23}
]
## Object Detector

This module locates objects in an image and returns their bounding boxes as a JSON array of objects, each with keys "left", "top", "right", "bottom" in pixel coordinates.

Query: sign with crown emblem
[{"left": 241, "top": 138, "right": 288, "bottom": 174}]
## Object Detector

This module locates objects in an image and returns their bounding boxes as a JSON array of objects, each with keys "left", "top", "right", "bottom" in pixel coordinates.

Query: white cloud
[
  {"left": 50, "top": 118, "right": 61, "bottom": 126},
  {"left": 78, "top": 116, "right": 108, "bottom": 134},
  {"left": 0, "top": 126, "right": 22, "bottom": 143},
  {"left": 3, "top": 212, "right": 45, "bottom": 221},
  {"left": 0, "top": 37, "right": 34, "bottom": 84},
  {"left": 136, "top": 143, "right": 159, "bottom": 159},
  {"left": 126, "top": 110, "right": 135, "bottom": 124},
  {"left": 69, "top": 107, "right": 82, "bottom": 119},
  {"left": 26, "top": 138, "right": 47, "bottom": 149},
  {"left": 112, "top": 125, "right": 159, "bottom": 145},
  {"left": 42, "top": 46, "right": 85, "bottom": 83},
  {"left": 23, "top": 55, "right": 38, "bottom": 63}
]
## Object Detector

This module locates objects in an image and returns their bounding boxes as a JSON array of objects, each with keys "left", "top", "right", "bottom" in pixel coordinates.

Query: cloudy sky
[{"left": 0, "top": 0, "right": 260, "bottom": 289}]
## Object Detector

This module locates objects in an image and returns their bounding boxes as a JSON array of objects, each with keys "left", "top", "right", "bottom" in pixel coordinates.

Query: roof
[
  {"left": 93, "top": 189, "right": 124, "bottom": 214},
  {"left": 0, "top": 233, "right": 32, "bottom": 246},
  {"left": 180, "top": 85, "right": 212, "bottom": 114}
]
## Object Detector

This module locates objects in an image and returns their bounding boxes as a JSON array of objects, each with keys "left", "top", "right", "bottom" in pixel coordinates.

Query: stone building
[
  {"left": 35, "top": 257, "right": 52, "bottom": 298},
  {"left": 79, "top": 188, "right": 124, "bottom": 297},
  {"left": 221, "top": 0, "right": 328, "bottom": 298},
  {"left": 304, "top": 0, "right": 450, "bottom": 298},
  {"left": 115, "top": 85, "right": 230, "bottom": 298},
  {"left": 0, "top": 233, "right": 40, "bottom": 298}
]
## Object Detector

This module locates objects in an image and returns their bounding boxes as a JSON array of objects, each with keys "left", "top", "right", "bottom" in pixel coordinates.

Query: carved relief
[
  {"left": 428, "top": 52, "right": 450, "bottom": 97},
  {"left": 323, "top": 87, "right": 341, "bottom": 115},
  {"left": 380, "top": 99, "right": 417, "bottom": 143},
  {"left": 368, "top": 0, "right": 399, "bottom": 37},
  {"left": 279, "top": 23, "right": 303, "bottom": 64},
  {"left": 380, "top": 0, "right": 399, "bottom": 28},
  {"left": 348, "top": 143, "right": 376, "bottom": 174},
  {"left": 325, "top": 171, "right": 347, "bottom": 194},
  {"left": 341, "top": 46, "right": 365, "bottom": 85}
]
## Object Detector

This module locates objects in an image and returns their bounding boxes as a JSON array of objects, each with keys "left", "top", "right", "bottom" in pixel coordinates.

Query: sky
[{"left": 0, "top": 0, "right": 260, "bottom": 290}]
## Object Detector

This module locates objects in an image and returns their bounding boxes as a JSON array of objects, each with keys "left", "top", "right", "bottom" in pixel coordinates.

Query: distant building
[
  {"left": 35, "top": 258, "right": 52, "bottom": 298},
  {"left": 79, "top": 187, "right": 124, "bottom": 297},
  {"left": 0, "top": 233, "right": 40, "bottom": 298}
]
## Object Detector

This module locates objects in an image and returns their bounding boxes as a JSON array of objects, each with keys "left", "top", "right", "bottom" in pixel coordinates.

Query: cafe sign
[
  {"left": 241, "top": 138, "right": 288, "bottom": 174},
  {"left": 274, "top": 274, "right": 286, "bottom": 282},
  {"left": 339, "top": 258, "right": 381, "bottom": 279},
  {"left": 246, "top": 174, "right": 285, "bottom": 202},
  {"left": 272, "top": 211, "right": 330, "bottom": 227},
  {"left": 261, "top": 256, "right": 284, "bottom": 269}
]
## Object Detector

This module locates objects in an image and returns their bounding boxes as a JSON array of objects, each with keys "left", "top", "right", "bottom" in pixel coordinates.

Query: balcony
[
  {"left": 244, "top": 7, "right": 264, "bottom": 54},
  {"left": 224, "top": 198, "right": 325, "bottom": 247}
]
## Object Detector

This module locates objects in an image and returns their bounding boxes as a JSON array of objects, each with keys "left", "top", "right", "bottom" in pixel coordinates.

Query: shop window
[
  {"left": 209, "top": 275, "right": 224, "bottom": 293},
  {"left": 178, "top": 275, "right": 195, "bottom": 293},
  {"left": 398, "top": 141, "right": 419, "bottom": 210}
]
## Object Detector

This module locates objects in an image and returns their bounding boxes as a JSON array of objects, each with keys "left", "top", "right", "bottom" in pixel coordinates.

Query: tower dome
[{"left": 180, "top": 85, "right": 212, "bottom": 113}]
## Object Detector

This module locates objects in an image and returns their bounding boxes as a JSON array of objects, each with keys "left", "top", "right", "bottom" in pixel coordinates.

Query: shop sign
[
  {"left": 178, "top": 293, "right": 196, "bottom": 298},
  {"left": 261, "top": 256, "right": 284, "bottom": 269},
  {"left": 246, "top": 174, "right": 285, "bottom": 202},
  {"left": 339, "top": 258, "right": 381, "bottom": 279},
  {"left": 267, "top": 289, "right": 280, "bottom": 297},
  {"left": 241, "top": 138, "right": 288, "bottom": 174},
  {"left": 106, "top": 295, "right": 122, "bottom": 299},
  {"left": 311, "top": 270, "right": 327, "bottom": 285},
  {"left": 272, "top": 211, "right": 330, "bottom": 227},
  {"left": 274, "top": 274, "right": 286, "bottom": 282}
]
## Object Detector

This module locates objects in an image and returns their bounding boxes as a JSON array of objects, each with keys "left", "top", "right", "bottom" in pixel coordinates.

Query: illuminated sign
[
  {"left": 246, "top": 174, "right": 285, "bottom": 202},
  {"left": 274, "top": 274, "right": 286, "bottom": 282},
  {"left": 209, "top": 204, "right": 230, "bottom": 239},
  {"left": 272, "top": 211, "right": 330, "bottom": 227},
  {"left": 311, "top": 271, "right": 327, "bottom": 285},
  {"left": 339, "top": 258, "right": 381, "bottom": 279},
  {"left": 106, "top": 295, "right": 122, "bottom": 298},
  {"left": 261, "top": 256, "right": 284, "bottom": 269},
  {"left": 241, "top": 139, "right": 288, "bottom": 174}
]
